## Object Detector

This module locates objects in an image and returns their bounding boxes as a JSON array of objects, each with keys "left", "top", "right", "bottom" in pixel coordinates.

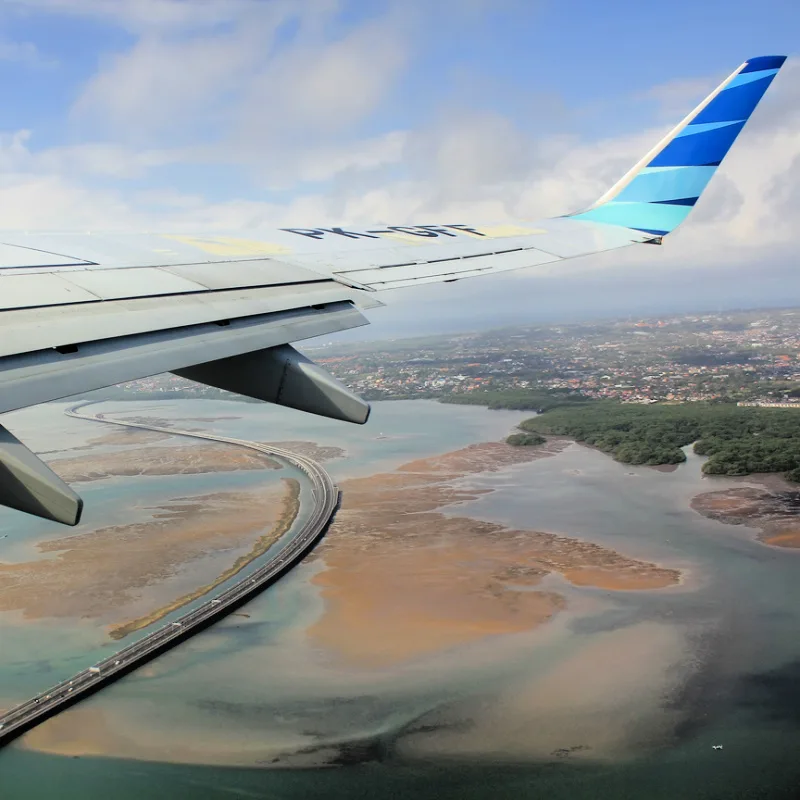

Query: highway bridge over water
[{"left": 0, "top": 404, "right": 340, "bottom": 748}]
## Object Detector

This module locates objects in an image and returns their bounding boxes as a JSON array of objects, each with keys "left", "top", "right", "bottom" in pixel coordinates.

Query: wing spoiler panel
[{"left": 0, "top": 301, "right": 369, "bottom": 415}]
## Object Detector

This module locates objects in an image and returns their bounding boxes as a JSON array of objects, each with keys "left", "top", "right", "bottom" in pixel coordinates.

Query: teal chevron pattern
[{"left": 572, "top": 55, "right": 786, "bottom": 236}]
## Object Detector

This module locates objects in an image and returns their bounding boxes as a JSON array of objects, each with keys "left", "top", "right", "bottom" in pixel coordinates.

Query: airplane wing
[{"left": 0, "top": 55, "right": 786, "bottom": 525}]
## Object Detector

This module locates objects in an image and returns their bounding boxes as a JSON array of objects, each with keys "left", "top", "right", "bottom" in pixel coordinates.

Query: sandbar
[
  {"left": 692, "top": 486, "right": 800, "bottom": 548},
  {"left": 259, "top": 441, "right": 345, "bottom": 462},
  {"left": 109, "top": 478, "right": 300, "bottom": 638},
  {"left": 0, "top": 480, "right": 299, "bottom": 627},
  {"left": 308, "top": 440, "right": 680, "bottom": 667},
  {"left": 48, "top": 442, "right": 280, "bottom": 482}
]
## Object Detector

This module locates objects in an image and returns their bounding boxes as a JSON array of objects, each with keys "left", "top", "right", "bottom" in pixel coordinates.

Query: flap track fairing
[
  {"left": 0, "top": 424, "right": 83, "bottom": 525},
  {"left": 174, "top": 344, "right": 370, "bottom": 425}
]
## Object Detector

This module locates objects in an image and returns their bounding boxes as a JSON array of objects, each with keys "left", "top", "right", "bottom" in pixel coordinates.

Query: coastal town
[
  {"left": 311, "top": 307, "right": 800, "bottom": 406},
  {"left": 112, "top": 307, "right": 800, "bottom": 407}
]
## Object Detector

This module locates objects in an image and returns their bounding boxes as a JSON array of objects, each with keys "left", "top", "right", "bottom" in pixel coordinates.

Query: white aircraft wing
[{"left": 0, "top": 55, "right": 786, "bottom": 525}]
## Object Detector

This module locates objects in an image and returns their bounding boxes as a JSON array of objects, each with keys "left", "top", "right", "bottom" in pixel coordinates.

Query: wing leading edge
[{"left": 0, "top": 55, "right": 786, "bottom": 524}]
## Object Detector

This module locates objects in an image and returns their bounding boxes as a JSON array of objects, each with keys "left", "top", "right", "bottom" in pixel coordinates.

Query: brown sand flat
[
  {"left": 105, "top": 416, "right": 180, "bottom": 428},
  {"left": 650, "top": 464, "right": 679, "bottom": 473},
  {"left": 38, "top": 426, "right": 172, "bottom": 455},
  {"left": 692, "top": 487, "right": 800, "bottom": 549},
  {"left": 404, "top": 622, "right": 686, "bottom": 763},
  {"left": 308, "top": 440, "right": 680, "bottom": 667},
  {"left": 109, "top": 479, "right": 300, "bottom": 639},
  {"left": 87, "top": 428, "right": 173, "bottom": 446},
  {"left": 398, "top": 439, "right": 567, "bottom": 475},
  {"left": 308, "top": 531, "right": 566, "bottom": 668},
  {"left": 19, "top": 703, "right": 284, "bottom": 766},
  {"left": 561, "top": 567, "right": 677, "bottom": 591},
  {"left": 259, "top": 441, "right": 346, "bottom": 462},
  {"left": 48, "top": 442, "right": 280, "bottom": 482},
  {"left": 761, "top": 527, "right": 800, "bottom": 548},
  {"left": 0, "top": 480, "right": 298, "bottom": 627},
  {"left": 19, "top": 707, "right": 136, "bottom": 758}
]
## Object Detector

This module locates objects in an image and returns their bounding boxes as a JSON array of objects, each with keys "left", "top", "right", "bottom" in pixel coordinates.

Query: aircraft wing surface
[{"left": 0, "top": 55, "right": 786, "bottom": 525}]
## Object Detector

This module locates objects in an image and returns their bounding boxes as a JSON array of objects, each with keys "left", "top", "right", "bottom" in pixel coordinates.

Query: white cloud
[
  {"left": 8, "top": 0, "right": 271, "bottom": 33},
  {"left": 66, "top": 0, "right": 410, "bottom": 160},
  {"left": 0, "top": 173, "right": 148, "bottom": 228},
  {"left": 71, "top": 27, "right": 273, "bottom": 139},
  {"left": 291, "top": 131, "right": 407, "bottom": 184},
  {"left": 236, "top": 13, "right": 410, "bottom": 141},
  {"left": 642, "top": 75, "right": 723, "bottom": 121},
  {"left": 0, "top": 130, "right": 34, "bottom": 171},
  {"left": 0, "top": 129, "right": 187, "bottom": 179},
  {"left": 0, "top": 38, "right": 51, "bottom": 66}
]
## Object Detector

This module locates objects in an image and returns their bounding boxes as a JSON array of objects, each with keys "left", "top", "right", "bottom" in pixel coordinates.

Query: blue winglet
[{"left": 570, "top": 55, "right": 787, "bottom": 236}]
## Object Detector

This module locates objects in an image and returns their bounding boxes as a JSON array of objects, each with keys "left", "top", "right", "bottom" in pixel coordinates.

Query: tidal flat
[{"left": 1, "top": 400, "right": 799, "bottom": 799}]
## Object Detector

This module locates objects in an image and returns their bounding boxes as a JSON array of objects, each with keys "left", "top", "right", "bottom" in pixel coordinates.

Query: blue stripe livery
[
  {"left": 614, "top": 166, "right": 716, "bottom": 204},
  {"left": 740, "top": 55, "right": 785, "bottom": 72},
  {"left": 571, "top": 55, "right": 786, "bottom": 236},
  {"left": 649, "top": 120, "right": 745, "bottom": 167},
  {"left": 693, "top": 75, "right": 776, "bottom": 124}
]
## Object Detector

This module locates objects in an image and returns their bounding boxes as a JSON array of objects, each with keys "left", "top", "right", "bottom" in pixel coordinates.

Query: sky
[{"left": 0, "top": 0, "right": 798, "bottom": 338}]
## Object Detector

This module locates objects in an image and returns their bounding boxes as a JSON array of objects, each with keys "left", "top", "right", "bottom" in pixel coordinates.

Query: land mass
[
  {"left": 48, "top": 442, "right": 281, "bottom": 482},
  {"left": 512, "top": 400, "right": 800, "bottom": 481},
  {"left": 1, "top": 428, "right": 326, "bottom": 633},
  {"left": 308, "top": 439, "right": 681, "bottom": 667},
  {"left": 257, "top": 441, "right": 345, "bottom": 462},
  {"left": 0, "top": 478, "right": 299, "bottom": 627}
]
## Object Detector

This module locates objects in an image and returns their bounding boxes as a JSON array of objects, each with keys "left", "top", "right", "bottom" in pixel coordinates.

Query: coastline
[
  {"left": 13, "top": 403, "right": 793, "bottom": 771},
  {"left": 537, "top": 434, "right": 800, "bottom": 550},
  {"left": 691, "top": 486, "right": 800, "bottom": 549}
]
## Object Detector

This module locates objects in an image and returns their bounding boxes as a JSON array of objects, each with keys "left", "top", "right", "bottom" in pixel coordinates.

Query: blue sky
[{"left": 0, "top": 0, "right": 797, "bottom": 334}]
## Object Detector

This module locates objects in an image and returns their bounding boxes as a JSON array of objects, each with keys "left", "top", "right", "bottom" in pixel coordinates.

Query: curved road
[{"left": 0, "top": 404, "right": 340, "bottom": 748}]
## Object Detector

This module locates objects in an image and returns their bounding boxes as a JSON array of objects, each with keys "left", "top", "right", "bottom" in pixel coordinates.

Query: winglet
[{"left": 570, "top": 55, "right": 787, "bottom": 236}]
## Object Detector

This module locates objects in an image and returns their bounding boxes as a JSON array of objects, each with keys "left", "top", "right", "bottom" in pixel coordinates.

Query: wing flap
[
  {"left": 0, "top": 273, "right": 101, "bottom": 310},
  {"left": 0, "top": 282, "right": 381, "bottom": 360},
  {"left": 63, "top": 266, "right": 208, "bottom": 300},
  {"left": 0, "top": 241, "right": 94, "bottom": 269},
  {"left": 0, "top": 258, "right": 334, "bottom": 311},
  {"left": 321, "top": 219, "right": 650, "bottom": 289},
  {"left": 339, "top": 246, "right": 559, "bottom": 289},
  {"left": 163, "top": 260, "right": 323, "bottom": 290},
  {"left": 0, "top": 301, "right": 370, "bottom": 415}
]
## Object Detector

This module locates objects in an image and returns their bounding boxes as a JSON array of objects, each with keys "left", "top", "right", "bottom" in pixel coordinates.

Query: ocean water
[{"left": 0, "top": 400, "right": 799, "bottom": 799}]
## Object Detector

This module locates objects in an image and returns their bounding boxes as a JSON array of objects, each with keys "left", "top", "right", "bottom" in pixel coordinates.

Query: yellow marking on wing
[
  {"left": 476, "top": 225, "right": 547, "bottom": 238},
  {"left": 164, "top": 236, "right": 291, "bottom": 257}
]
